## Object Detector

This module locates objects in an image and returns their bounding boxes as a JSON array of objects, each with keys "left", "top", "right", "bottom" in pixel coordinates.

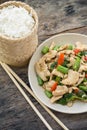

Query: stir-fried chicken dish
[{"left": 35, "top": 42, "right": 87, "bottom": 106}]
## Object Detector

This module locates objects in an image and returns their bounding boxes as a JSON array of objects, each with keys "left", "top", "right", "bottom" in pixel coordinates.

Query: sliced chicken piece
[
  {"left": 43, "top": 80, "right": 55, "bottom": 91},
  {"left": 49, "top": 41, "right": 55, "bottom": 50},
  {"left": 43, "top": 50, "right": 57, "bottom": 62},
  {"left": 81, "top": 59, "right": 87, "bottom": 65},
  {"left": 79, "top": 72, "right": 85, "bottom": 78},
  {"left": 75, "top": 72, "right": 85, "bottom": 86},
  {"left": 63, "top": 74, "right": 68, "bottom": 79},
  {"left": 58, "top": 50, "right": 74, "bottom": 56},
  {"left": 72, "top": 86, "right": 79, "bottom": 90},
  {"left": 61, "top": 69, "right": 79, "bottom": 85},
  {"left": 35, "top": 58, "right": 50, "bottom": 81},
  {"left": 58, "top": 44, "right": 68, "bottom": 51},
  {"left": 52, "top": 85, "right": 68, "bottom": 96},
  {"left": 50, "top": 95, "right": 62, "bottom": 103},
  {"left": 76, "top": 78, "right": 84, "bottom": 86},
  {"left": 70, "top": 54, "right": 76, "bottom": 58},
  {"left": 68, "top": 87, "right": 73, "bottom": 93},
  {"left": 75, "top": 42, "right": 87, "bottom": 51},
  {"left": 64, "top": 50, "right": 74, "bottom": 55},
  {"left": 67, "top": 56, "right": 75, "bottom": 67},
  {"left": 52, "top": 69, "right": 64, "bottom": 78},
  {"left": 79, "top": 64, "right": 87, "bottom": 72}
]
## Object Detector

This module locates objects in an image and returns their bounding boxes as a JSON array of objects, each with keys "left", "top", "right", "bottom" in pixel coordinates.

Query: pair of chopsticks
[{"left": 0, "top": 62, "right": 69, "bottom": 130}]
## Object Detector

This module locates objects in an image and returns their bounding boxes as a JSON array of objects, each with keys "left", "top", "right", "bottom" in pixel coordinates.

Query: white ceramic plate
[{"left": 28, "top": 33, "right": 87, "bottom": 114}]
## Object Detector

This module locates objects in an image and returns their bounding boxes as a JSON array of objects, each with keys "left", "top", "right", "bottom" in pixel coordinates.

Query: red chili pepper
[
  {"left": 85, "top": 74, "right": 87, "bottom": 78},
  {"left": 84, "top": 56, "right": 87, "bottom": 61},
  {"left": 51, "top": 82, "right": 57, "bottom": 92},
  {"left": 74, "top": 88, "right": 79, "bottom": 93},
  {"left": 58, "top": 53, "right": 64, "bottom": 65},
  {"left": 74, "top": 49, "right": 80, "bottom": 55}
]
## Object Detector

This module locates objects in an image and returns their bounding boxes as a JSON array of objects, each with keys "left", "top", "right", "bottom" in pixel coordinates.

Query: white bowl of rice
[{"left": 0, "top": 1, "right": 38, "bottom": 66}]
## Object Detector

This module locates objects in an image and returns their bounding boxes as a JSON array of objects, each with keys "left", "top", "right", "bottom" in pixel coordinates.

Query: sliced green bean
[
  {"left": 73, "top": 57, "right": 81, "bottom": 71},
  {"left": 37, "top": 75, "right": 44, "bottom": 86},
  {"left": 83, "top": 78, "right": 87, "bottom": 82},
  {"left": 67, "top": 45, "right": 73, "bottom": 50},
  {"left": 55, "top": 76, "right": 61, "bottom": 83},
  {"left": 79, "top": 86, "right": 87, "bottom": 92},
  {"left": 77, "top": 53, "right": 82, "bottom": 58},
  {"left": 57, "top": 65, "right": 69, "bottom": 74},
  {"left": 41, "top": 46, "right": 49, "bottom": 54},
  {"left": 45, "top": 90, "right": 53, "bottom": 98},
  {"left": 53, "top": 45, "right": 60, "bottom": 51}
]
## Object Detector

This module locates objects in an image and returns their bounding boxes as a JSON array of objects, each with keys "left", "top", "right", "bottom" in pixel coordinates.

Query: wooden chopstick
[
  {"left": 0, "top": 62, "right": 69, "bottom": 130},
  {"left": 0, "top": 62, "right": 53, "bottom": 130}
]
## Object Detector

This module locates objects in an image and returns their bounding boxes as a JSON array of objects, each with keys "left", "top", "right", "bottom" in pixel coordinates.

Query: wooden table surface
[{"left": 0, "top": 0, "right": 87, "bottom": 130}]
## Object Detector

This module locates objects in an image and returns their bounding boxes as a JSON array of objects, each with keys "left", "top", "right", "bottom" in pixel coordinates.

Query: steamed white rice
[{"left": 0, "top": 5, "right": 35, "bottom": 38}]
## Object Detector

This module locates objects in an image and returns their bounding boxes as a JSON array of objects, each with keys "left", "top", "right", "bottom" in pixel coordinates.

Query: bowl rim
[
  {"left": 40, "top": 32, "right": 87, "bottom": 44},
  {"left": 28, "top": 32, "right": 87, "bottom": 114}
]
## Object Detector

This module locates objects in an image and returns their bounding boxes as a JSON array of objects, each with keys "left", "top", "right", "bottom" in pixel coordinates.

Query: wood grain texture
[{"left": 0, "top": 0, "right": 87, "bottom": 130}]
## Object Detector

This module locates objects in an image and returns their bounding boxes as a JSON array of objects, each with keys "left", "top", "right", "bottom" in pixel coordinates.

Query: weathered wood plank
[{"left": 31, "top": 0, "right": 87, "bottom": 43}]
